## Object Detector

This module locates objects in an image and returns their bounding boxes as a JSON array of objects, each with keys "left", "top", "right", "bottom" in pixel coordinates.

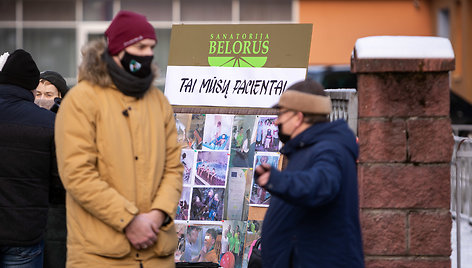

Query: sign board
[{"left": 165, "top": 24, "right": 312, "bottom": 108}]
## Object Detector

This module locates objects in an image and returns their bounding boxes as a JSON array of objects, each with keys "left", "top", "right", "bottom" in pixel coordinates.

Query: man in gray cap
[{"left": 254, "top": 79, "right": 364, "bottom": 268}]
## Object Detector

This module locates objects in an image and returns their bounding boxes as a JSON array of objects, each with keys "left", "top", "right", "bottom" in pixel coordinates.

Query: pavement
[{"left": 451, "top": 216, "right": 472, "bottom": 268}]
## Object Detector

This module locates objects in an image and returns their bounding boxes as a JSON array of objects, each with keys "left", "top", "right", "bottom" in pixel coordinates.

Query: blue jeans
[{"left": 0, "top": 241, "right": 44, "bottom": 268}]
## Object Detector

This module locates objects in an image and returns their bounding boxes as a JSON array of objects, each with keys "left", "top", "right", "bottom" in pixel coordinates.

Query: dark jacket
[
  {"left": 261, "top": 120, "right": 364, "bottom": 268},
  {"left": 0, "top": 84, "right": 58, "bottom": 246}
]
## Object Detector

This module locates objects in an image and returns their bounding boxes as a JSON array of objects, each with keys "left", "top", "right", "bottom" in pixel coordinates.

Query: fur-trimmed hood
[
  {"left": 78, "top": 39, "right": 157, "bottom": 88},
  {"left": 78, "top": 39, "right": 113, "bottom": 88}
]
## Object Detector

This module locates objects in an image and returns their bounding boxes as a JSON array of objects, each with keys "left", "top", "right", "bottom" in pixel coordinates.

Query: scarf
[{"left": 102, "top": 51, "right": 153, "bottom": 98}]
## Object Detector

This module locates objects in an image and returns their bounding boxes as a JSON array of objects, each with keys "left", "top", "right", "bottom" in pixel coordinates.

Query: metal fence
[
  {"left": 325, "top": 88, "right": 358, "bottom": 134},
  {"left": 451, "top": 136, "right": 472, "bottom": 221},
  {"left": 451, "top": 136, "right": 472, "bottom": 268}
]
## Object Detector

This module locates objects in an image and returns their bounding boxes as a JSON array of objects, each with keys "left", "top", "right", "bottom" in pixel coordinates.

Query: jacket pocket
[
  {"left": 153, "top": 222, "right": 178, "bottom": 257},
  {"left": 71, "top": 206, "right": 131, "bottom": 258}
]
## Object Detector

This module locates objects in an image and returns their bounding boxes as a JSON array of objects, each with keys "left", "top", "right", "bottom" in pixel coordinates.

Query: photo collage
[
  {"left": 174, "top": 220, "right": 264, "bottom": 268},
  {"left": 174, "top": 113, "right": 281, "bottom": 267}
]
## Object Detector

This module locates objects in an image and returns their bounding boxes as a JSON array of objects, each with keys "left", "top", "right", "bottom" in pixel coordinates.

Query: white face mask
[{"left": 34, "top": 98, "right": 55, "bottom": 110}]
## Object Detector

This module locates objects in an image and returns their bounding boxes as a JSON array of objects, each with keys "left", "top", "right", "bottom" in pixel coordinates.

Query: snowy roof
[{"left": 354, "top": 36, "right": 455, "bottom": 59}]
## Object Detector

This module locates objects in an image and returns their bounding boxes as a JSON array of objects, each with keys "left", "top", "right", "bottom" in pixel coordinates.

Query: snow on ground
[{"left": 451, "top": 216, "right": 472, "bottom": 268}]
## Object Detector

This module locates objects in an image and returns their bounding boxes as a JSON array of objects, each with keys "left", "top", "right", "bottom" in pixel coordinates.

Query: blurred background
[{"left": 1, "top": 0, "right": 471, "bottom": 131}]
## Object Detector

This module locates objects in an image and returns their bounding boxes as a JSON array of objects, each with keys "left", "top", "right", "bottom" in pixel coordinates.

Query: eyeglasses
[{"left": 277, "top": 109, "right": 295, "bottom": 117}]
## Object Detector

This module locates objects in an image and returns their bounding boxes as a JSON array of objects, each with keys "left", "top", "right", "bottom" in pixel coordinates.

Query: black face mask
[
  {"left": 277, "top": 111, "right": 298, "bottom": 144},
  {"left": 278, "top": 124, "right": 291, "bottom": 144},
  {"left": 120, "top": 51, "right": 153, "bottom": 78}
]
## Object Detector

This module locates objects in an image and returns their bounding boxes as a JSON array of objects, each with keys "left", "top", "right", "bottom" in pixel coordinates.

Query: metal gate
[{"left": 451, "top": 136, "right": 472, "bottom": 268}]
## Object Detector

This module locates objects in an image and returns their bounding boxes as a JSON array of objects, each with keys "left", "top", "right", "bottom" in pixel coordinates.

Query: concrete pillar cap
[{"left": 354, "top": 36, "right": 454, "bottom": 59}]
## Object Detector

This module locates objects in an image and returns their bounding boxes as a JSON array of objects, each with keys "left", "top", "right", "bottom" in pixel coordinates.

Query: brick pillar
[{"left": 351, "top": 36, "right": 455, "bottom": 268}]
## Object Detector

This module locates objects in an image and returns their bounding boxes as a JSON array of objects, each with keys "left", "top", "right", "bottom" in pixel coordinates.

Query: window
[
  {"left": 23, "top": 28, "right": 77, "bottom": 78},
  {"left": 23, "top": 0, "right": 75, "bottom": 21},
  {"left": 0, "top": 0, "right": 16, "bottom": 21},
  {"left": 240, "top": 0, "right": 292, "bottom": 21},
  {"left": 307, "top": 65, "right": 357, "bottom": 89},
  {"left": 155, "top": 28, "right": 171, "bottom": 89},
  {"left": 0, "top": 29, "right": 16, "bottom": 53},
  {"left": 181, "top": 0, "right": 232, "bottom": 21},
  {"left": 121, "top": 0, "right": 172, "bottom": 21},
  {"left": 83, "top": 0, "right": 113, "bottom": 21},
  {"left": 437, "top": 8, "right": 450, "bottom": 38},
  {"left": 87, "top": 33, "right": 105, "bottom": 42},
  {"left": 0, "top": 0, "right": 296, "bottom": 87}
]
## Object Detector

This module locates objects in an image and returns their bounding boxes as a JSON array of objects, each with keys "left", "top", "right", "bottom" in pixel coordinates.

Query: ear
[{"left": 295, "top": 111, "right": 304, "bottom": 127}]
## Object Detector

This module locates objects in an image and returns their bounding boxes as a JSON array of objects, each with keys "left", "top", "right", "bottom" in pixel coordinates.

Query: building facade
[
  {"left": 0, "top": 0, "right": 296, "bottom": 88},
  {"left": 0, "top": 0, "right": 470, "bottom": 102}
]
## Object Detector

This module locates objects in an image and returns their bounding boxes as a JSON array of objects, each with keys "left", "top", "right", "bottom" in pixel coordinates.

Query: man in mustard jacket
[{"left": 55, "top": 11, "right": 183, "bottom": 267}]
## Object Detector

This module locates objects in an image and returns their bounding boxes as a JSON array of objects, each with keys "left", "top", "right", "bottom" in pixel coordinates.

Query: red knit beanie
[{"left": 105, "top": 11, "right": 157, "bottom": 55}]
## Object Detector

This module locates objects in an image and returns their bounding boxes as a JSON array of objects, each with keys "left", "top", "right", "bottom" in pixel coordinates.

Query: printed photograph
[
  {"left": 181, "top": 149, "right": 196, "bottom": 185},
  {"left": 220, "top": 221, "right": 247, "bottom": 268},
  {"left": 253, "top": 116, "right": 280, "bottom": 152},
  {"left": 242, "top": 221, "right": 264, "bottom": 268},
  {"left": 186, "top": 114, "right": 206, "bottom": 150},
  {"left": 195, "top": 225, "right": 223, "bottom": 264},
  {"left": 202, "top": 114, "right": 234, "bottom": 151},
  {"left": 174, "top": 224, "right": 187, "bottom": 262},
  {"left": 250, "top": 153, "right": 281, "bottom": 206},
  {"left": 177, "top": 224, "right": 223, "bottom": 264},
  {"left": 190, "top": 187, "right": 225, "bottom": 221},
  {"left": 176, "top": 225, "right": 202, "bottom": 263},
  {"left": 230, "top": 115, "right": 256, "bottom": 168},
  {"left": 176, "top": 187, "right": 191, "bottom": 221},
  {"left": 175, "top": 113, "right": 206, "bottom": 150},
  {"left": 195, "top": 151, "right": 229, "bottom": 186},
  {"left": 241, "top": 167, "right": 254, "bottom": 221},
  {"left": 175, "top": 113, "right": 193, "bottom": 148},
  {"left": 224, "top": 167, "right": 252, "bottom": 221}
]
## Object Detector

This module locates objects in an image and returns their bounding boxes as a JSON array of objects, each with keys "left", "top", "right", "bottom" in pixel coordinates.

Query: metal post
[
  {"left": 456, "top": 158, "right": 461, "bottom": 268},
  {"left": 455, "top": 138, "right": 469, "bottom": 268}
]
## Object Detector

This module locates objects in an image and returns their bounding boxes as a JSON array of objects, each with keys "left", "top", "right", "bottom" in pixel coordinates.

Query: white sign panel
[{"left": 165, "top": 66, "right": 307, "bottom": 108}]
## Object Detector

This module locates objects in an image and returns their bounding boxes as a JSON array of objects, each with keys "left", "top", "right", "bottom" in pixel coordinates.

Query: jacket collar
[
  {"left": 280, "top": 120, "right": 344, "bottom": 156},
  {"left": 0, "top": 84, "right": 35, "bottom": 102}
]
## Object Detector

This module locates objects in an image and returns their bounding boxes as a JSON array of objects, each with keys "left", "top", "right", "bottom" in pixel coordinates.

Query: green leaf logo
[{"left": 208, "top": 56, "right": 267, "bottom": 67}]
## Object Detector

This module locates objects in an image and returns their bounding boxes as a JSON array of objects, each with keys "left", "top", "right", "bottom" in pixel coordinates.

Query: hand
[
  {"left": 255, "top": 163, "right": 271, "bottom": 187},
  {"left": 200, "top": 244, "right": 208, "bottom": 255},
  {"left": 198, "top": 244, "right": 209, "bottom": 261},
  {"left": 146, "top": 209, "right": 166, "bottom": 233},
  {"left": 124, "top": 210, "right": 166, "bottom": 250}
]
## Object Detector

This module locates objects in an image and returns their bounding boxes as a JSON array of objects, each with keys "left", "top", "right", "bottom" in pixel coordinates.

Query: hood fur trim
[
  {"left": 78, "top": 39, "right": 113, "bottom": 88},
  {"left": 78, "top": 38, "right": 158, "bottom": 88}
]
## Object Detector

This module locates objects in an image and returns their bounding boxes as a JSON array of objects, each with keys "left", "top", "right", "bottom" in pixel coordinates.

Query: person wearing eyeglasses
[{"left": 254, "top": 79, "right": 364, "bottom": 268}]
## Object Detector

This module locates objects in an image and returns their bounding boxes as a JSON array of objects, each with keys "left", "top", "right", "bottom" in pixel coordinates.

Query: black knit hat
[
  {"left": 40, "top": 70, "right": 69, "bottom": 97},
  {"left": 0, "top": 49, "right": 40, "bottom": 91}
]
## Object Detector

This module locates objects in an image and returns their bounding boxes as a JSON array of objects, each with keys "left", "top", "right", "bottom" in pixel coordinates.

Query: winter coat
[
  {"left": 261, "top": 120, "right": 364, "bottom": 268},
  {"left": 0, "top": 84, "right": 57, "bottom": 246},
  {"left": 54, "top": 40, "right": 183, "bottom": 267}
]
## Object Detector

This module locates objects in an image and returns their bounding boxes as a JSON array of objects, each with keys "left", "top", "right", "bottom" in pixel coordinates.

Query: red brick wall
[{"left": 352, "top": 55, "right": 455, "bottom": 267}]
